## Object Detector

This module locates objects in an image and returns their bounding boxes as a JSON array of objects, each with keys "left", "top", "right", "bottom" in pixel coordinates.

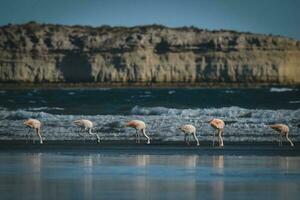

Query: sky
[{"left": 0, "top": 0, "right": 299, "bottom": 40}]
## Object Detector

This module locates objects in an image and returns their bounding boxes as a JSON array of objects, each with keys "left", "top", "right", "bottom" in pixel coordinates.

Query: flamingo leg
[
  {"left": 32, "top": 129, "right": 35, "bottom": 144},
  {"left": 279, "top": 135, "right": 283, "bottom": 146},
  {"left": 26, "top": 128, "right": 31, "bottom": 143},
  {"left": 81, "top": 128, "right": 87, "bottom": 144},
  {"left": 88, "top": 128, "right": 100, "bottom": 143},
  {"left": 138, "top": 130, "right": 141, "bottom": 143},
  {"left": 135, "top": 130, "right": 138, "bottom": 143},
  {"left": 78, "top": 128, "right": 85, "bottom": 138},
  {"left": 278, "top": 135, "right": 281, "bottom": 147},
  {"left": 142, "top": 129, "right": 150, "bottom": 144},
  {"left": 36, "top": 128, "right": 43, "bottom": 144},
  {"left": 184, "top": 134, "right": 187, "bottom": 144},
  {"left": 286, "top": 135, "right": 294, "bottom": 147},
  {"left": 213, "top": 130, "right": 216, "bottom": 147},
  {"left": 185, "top": 134, "right": 190, "bottom": 145},
  {"left": 192, "top": 132, "right": 200, "bottom": 146},
  {"left": 219, "top": 130, "right": 224, "bottom": 147}
]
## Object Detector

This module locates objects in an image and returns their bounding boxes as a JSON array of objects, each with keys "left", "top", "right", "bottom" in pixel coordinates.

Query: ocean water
[
  {"left": 1, "top": 87, "right": 300, "bottom": 200},
  {"left": 0, "top": 151, "right": 300, "bottom": 200},
  {"left": 0, "top": 87, "right": 299, "bottom": 143}
]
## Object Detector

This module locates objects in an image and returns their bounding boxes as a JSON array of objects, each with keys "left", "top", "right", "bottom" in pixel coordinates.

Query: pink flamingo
[
  {"left": 269, "top": 124, "right": 294, "bottom": 147},
  {"left": 125, "top": 120, "right": 150, "bottom": 144},
  {"left": 73, "top": 119, "right": 100, "bottom": 143},
  {"left": 179, "top": 124, "right": 199, "bottom": 146},
  {"left": 23, "top": 118, "right": 43, "bottom": 144},
  {"left": 208, "top": 118, "right": 225, "bottom": 147}
]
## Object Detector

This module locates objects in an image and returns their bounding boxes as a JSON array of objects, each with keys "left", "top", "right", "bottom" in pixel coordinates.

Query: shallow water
[
  {"left": 0, "top": 151, "right": 300, "bottom": 200},
  {"left": 0, "top": 87, "right": 299, "bottom": 142}
]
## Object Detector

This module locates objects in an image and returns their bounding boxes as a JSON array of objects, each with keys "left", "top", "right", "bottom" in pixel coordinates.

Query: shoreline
[
  {"left": 0, "top": 82, "right": 300, "bottom": 90},
  {"left": 0, "top": 140, "right": 299, "bottom": 156}
]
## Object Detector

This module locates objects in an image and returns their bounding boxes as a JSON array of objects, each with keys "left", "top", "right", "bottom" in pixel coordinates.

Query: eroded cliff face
[{"left": 0, "top": 22, "right": 300, "bottom": 84}]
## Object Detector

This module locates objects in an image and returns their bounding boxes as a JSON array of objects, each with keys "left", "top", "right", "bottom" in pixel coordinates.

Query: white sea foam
[
  {"left": 224, "top": 90, "right": 235, "bottom": 94},
  {"left": 27, "top": 107, "right": 64, "bottom": 111},
  {"left": 270, "top": 87, "right": 297, "bottom": 92},
  {"left": 131, "top": 106, "right": 253, "bottom": 117},
  {"left": 289, "top": 100, "right": 300, "bottom": 104},
  {"left": 0, "top": 109, "right": 58, "bottom": 120},
  {"left": 1, "top": 107, "right": 299, "bottom": 142}
]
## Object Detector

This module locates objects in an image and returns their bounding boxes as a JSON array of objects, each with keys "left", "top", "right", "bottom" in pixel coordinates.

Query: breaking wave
[
  {"left": 270, "top": 87, "right": 298, "bottom": 92},
  {"left": 130, "top": 105, "right": 300, "bottom": 120},
  {"left": 0, "top": 106, "right": 299, "bottom": 143}
]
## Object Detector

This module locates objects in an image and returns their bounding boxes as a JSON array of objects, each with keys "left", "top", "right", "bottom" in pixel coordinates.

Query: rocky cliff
[{"left": 0, "top": 22, "right": 300, "bottom": 85}]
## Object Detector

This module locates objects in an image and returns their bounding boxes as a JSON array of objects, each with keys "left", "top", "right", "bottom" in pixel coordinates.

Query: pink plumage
[
  {"left": 209, "top": 118, "right": 225, "bottom": 130},
  {"left": 269, "top": 124, "right": 289, "bottom": 134},
  {"left": 126, "top": 120, "right": 146, "bottom": 130},
  {"left": 179, "top": 124, "right": 199, "bottom": 146},
  {"left": 125, "top": 120, "right": 150, "bottom": 144},
  {"left": 269, "top": 124, "right": 294, "bottom": 147},
  {"left": 208, "top": 118, "right": 225, "bottom": 147},
  {"left": 24, "top": 118, "right": 41, "bottom": 129},
  {"left": 23, "top": 118, "right": 43, "bottom": 144}
]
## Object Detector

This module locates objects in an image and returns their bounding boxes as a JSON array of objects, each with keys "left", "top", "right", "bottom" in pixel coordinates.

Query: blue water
[
  {"left": 0, "top": 152, "right": 299, "bottom": 200},
  {"left": 1, "top": 87, "right": 300, "bottom": 115},
  {"left": 1, "top": 87, "right": 300, "bottom": 199},
  {"left": 0, "top": 87, "right": 299, "bottom": 142}
]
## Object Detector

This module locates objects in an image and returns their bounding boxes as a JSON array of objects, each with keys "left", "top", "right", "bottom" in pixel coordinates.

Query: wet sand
[
  {"left": 0, "top": 144, "right": 300, "bottom": 199},
  {"left": 0, "top": 141, "right": 299, "bottom": 156}
]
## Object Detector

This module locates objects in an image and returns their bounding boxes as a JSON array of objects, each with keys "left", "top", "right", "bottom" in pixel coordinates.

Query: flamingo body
[
  {"left": 210, "top": 118, "right": 225, "bottom": 130},
  {"left": 73, "top": 119, "right": 100, "bottom": 143},
  {"left": 126, "top": 120, "right": 146, "bottom": 130},
  {"left": 269, "top": 124, "right": 294, "bottom": 147},
  {"left": 74, "top": 119, "right": 93, "bottom": 129},
  {"left": 209, "top": 118, "right": 225, "bottom": 147},
  {"left": 179, "top": 124, "right": 199, "bottom": 146},
  {"left": 270, "top": 124, "right": 289, "bottom": 134},
  {"left": 24, "top": 118, "right": 41, "bottom": 129},
  {"left": 23, "top": 119, "right": 43, "bottom": 144},
  {"left": 125, "top": 120, "right": 150, "bottom": 144}
]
